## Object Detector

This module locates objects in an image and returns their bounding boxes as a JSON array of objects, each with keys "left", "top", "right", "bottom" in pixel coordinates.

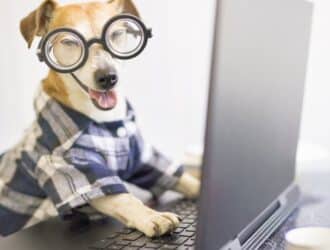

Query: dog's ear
[
  {"left": 20, "top": 0, "right": 58, "bottom": 48},
  {"left": 109, "top": 0, "right": 140, "bottom": 18}
]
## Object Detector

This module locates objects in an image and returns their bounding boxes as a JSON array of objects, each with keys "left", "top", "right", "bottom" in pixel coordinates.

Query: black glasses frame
[{"left": 37, "top": 14, "right": 153, "bottom": 74}]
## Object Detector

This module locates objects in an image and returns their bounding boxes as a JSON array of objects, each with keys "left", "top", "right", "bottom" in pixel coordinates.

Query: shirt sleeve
[
  {"left": 36, "top": 148, "right": 128, "bottom": 216},
  {"left": 127, "top": 134, "right": 184, "bottom": 198}
]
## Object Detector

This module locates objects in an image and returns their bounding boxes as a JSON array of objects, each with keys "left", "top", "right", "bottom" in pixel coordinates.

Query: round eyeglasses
[{"left": 37, "top": 14, "right": 152, "bottom": 73}]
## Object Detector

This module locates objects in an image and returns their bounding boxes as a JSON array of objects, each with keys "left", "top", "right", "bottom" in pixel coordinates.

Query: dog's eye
[
  {"left": 111, "top": 29, "right": 126, "bottom": 41},
  {"left": 60, "top": 39, "right": 80, "bottom": 47}
]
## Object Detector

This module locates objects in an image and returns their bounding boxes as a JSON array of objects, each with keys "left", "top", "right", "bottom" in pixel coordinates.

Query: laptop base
[{"left": 222, "top": 184, "right": 300, "bottom": 250}]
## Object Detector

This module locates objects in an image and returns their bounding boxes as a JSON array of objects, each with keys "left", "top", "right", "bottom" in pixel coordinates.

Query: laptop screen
[{"left": 197, "top": 0, "right": 313, "bottom": 248}]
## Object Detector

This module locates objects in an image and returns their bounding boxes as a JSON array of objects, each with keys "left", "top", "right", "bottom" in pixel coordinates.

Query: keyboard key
[
  {"left": 114, "top": 240, "right": 130, "bottom": 246},
  {"left": 130, "top": 238, "right": 149, "bottom": 247},
  {"left": 177, "top": 247, "right": 195, "bottom": 250},
  {"left": 159, "top": 245, "right": 178, "bottom": 250},
  {"left": 183, "top": 218, "right": 195, "bottom": 223},
  {"left": 178, "top": 211, "right": 191, "bottom": 216},
  {"left": 119, "top": 228, "right": 134, "bottom": 234},
  {"left": 172, "top": 236, "right": 189, "bottom": 245},
  {"left": 178, "top": 223, "right": 191, "bottom": 229},
  {"left": 185, "top": 226, "right": 196, "bottom": 232},
  {"left": 181, "top": 231, "right": 195, "bottom": 237},
  {"left": 145, "top": 242, "right": 162, "bottom": 248},
  {"left": 122, "top": 232, "right": 143, "bottom": 241},
  {"left": 114, "top": 240, "right": 130, "bottom": 247},
  {"left": 89, "top": 239, "right": 113, "bottom": 249},
  {"left": 174, "top": 227, "right": 184, "bottom": 233},
  {"left": 150, "top": 238, "right": 165, "bottom": 244},
  {"left": 107, "top": 246, "right": 123, "bottom": 250},
  {"left": 184, "top": 238, "right": 195, "bottom": 246}
]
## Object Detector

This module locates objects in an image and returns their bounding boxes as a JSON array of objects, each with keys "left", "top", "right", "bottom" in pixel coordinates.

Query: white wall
[
  {"left": 1, "top": 0, "right": 330, "bottom": 165},
  {"left": 300, "top": 0, "right": 330, "bottom": 148},
  {"left": 295, "top": 0, "right": 330, "bottom": 172}
]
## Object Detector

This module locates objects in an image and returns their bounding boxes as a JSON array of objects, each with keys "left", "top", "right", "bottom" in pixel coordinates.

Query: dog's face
[{"left": 20, "top": 0, "right": 140, "bottom": 115}]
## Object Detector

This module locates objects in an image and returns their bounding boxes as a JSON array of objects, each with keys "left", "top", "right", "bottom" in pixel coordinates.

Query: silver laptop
[
  {"left": 0, "top": 0, "right": 313, "bottom": 249},
  {"left": 197, "top": 0, "right": 313, "bottom": 249}
]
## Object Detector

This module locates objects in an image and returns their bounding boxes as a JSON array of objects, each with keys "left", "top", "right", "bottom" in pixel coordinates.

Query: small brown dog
[{"left": 0, "top": 0, "right": 201, "bottom": 237}]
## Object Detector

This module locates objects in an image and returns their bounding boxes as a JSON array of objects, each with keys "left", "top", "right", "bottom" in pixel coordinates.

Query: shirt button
[
  {"left": 117, "top": 127, "right": 128, "bottom": 137},
  {"left": 126, "top": 121, "right": 137, "bottom": 133}
]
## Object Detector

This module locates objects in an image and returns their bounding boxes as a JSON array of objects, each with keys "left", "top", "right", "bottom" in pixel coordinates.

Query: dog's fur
[{"left": 20, "top": 0, "right": 200, "bottom": 237}]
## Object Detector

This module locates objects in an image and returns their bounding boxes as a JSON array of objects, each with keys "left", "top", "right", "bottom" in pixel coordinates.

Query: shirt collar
[{"left": 34, "top": 90, "right": 135, "bottom": 140}]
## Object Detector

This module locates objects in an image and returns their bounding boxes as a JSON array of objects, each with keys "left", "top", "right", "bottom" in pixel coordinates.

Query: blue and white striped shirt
[{"left": 0, "top": 91, "right": 183, "bottom": 236}]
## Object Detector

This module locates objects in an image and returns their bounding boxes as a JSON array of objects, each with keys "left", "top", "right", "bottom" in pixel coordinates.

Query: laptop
[{"left": 0, "top": 0, "right": 313, "bottom": 249}]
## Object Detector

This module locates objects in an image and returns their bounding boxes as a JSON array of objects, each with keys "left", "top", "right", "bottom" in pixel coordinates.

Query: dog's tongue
[{"left": 89, "top": 89, "right": 117, "bottom": 110}]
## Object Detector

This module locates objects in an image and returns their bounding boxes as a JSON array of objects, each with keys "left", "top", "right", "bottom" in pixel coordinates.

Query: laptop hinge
[
  {"left": 220, "top": 239, "right": 241, "bottom": 250},
  {"left": 218, "top": 184, "right": 299, "bottom": 250},
  {"left": 238, "top": 200, "right": 281, "bottom": 245},
  {"left": 240, "top": 184, "right": 300, "bottom": 249}
]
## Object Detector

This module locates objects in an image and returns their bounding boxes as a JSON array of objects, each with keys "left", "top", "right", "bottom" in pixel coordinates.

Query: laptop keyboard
[{"left": 89, "top": 200, "right": 197, "bottom": 250}]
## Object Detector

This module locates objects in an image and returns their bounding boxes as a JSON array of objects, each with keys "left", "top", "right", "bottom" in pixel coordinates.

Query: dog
[{"left": 0, "top": 0, "right": 200, "bottom": 238}]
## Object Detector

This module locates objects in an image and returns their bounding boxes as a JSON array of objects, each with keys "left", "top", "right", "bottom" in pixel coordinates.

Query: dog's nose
[{"left": 94, "top": 68, "right": 118, "bottom": 90}]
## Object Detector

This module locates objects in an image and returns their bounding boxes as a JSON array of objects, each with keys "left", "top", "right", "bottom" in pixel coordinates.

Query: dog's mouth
[
  {"left": 88, "top": 88, "right": 117, "bottom": 111},
  {"left": 71, "top": 74, "right": 118, "bottom": 111}
]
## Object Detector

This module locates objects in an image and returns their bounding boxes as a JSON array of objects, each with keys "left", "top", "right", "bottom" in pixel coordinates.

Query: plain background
[{"left": 0, "top": 0, "right": 330, "bottom": 168}]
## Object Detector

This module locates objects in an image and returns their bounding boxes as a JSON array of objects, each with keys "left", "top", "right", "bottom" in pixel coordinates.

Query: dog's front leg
[
  {"left": 174, "top": 173, "right": 201, "bottom": 199},
  {"left": 90, "top": 193, "right": 180, "bottom": 237}
]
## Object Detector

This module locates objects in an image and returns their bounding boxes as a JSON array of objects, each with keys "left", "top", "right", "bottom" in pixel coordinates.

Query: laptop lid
[{"left": 196, "top": 0, "right": 313, "bottom": 249}]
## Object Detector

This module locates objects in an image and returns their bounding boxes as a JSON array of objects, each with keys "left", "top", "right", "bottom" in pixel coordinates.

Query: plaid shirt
[{"left": 0, "top": 90, "right": 183, "bottom": 236}]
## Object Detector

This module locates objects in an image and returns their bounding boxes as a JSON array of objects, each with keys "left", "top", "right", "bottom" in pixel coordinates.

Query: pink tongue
[{"left": 89, "top": 89, "right": 117, "bottom": 109}]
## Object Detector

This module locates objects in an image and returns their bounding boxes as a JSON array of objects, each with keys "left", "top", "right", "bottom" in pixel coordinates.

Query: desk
[
  {"left": 0, "top": 172, "right": 329, "bottom": 250},
  {"left": 261, "top": 172, "right": 330, "bottom": 249}
]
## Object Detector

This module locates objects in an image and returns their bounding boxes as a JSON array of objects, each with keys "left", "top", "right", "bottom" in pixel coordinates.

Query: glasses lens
[
  {"left": 105, "top": 18, "right": 144, "bottom": 58},
  {"left": 44, "top": 31, "right": 85, "bottom": 71}
]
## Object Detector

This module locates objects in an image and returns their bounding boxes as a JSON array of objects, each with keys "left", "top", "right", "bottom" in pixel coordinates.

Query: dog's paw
[
  {"left": 182, "top": 179, "right": 200, "bottom": 199},
  {"left": 90, "top": 193, "right": 181, "bottom": 237},
  {"left": 134, "top": 210, "right": 181, "bottom": 237},
  {"left": 175, "top": 173, "right": 201, "bottom": 199}
]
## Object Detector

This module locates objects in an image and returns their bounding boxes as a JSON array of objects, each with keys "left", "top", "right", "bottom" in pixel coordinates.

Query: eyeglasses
[{"left": 37, "top": 14, "right": 153, "bottom": 73}]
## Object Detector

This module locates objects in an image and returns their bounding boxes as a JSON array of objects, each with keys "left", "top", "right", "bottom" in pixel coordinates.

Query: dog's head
[{"left": 20, "top": 0, "right": 140, "bottom": 117}]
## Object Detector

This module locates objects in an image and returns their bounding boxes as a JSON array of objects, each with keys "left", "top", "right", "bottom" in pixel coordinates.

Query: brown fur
[
  {"left": 20, "top": 0, "right": 139, "bottom": 109},
  {"left": 20, "top": 0, "right": 58, "bottom": 48},
  {"left": 42, "top": 71, "right": 70, "bottom": 107}
]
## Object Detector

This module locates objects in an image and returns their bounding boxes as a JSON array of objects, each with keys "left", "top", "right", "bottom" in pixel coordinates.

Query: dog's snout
[{"left": 94, "top": 68, "right": 118, "bottom": 90}]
